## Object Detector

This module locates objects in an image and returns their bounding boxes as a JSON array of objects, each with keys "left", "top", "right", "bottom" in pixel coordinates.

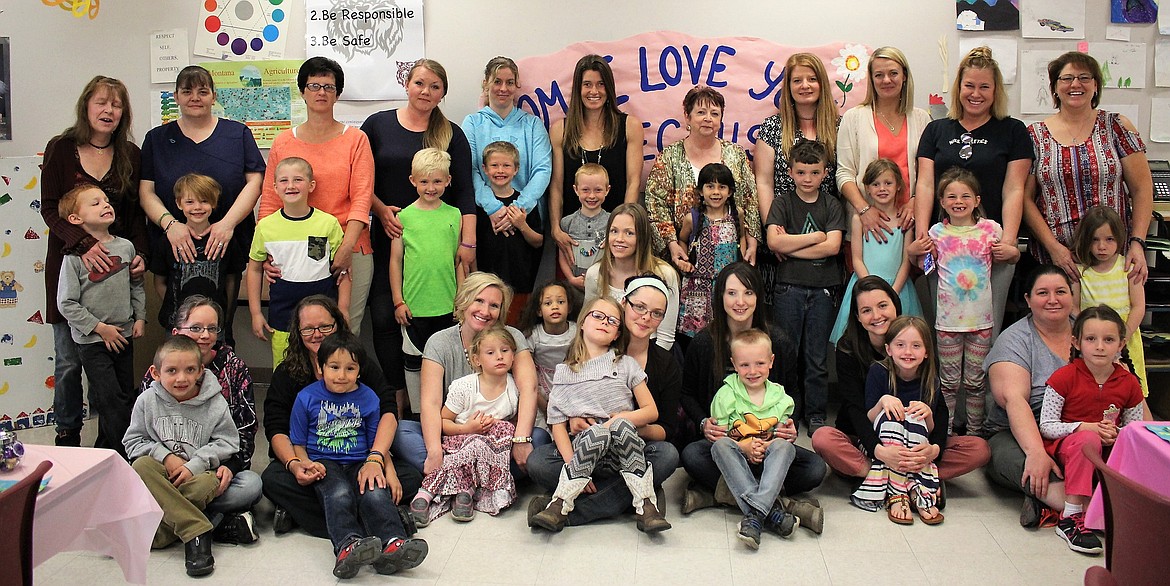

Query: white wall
[{"left": 2, "top": 0, "right": 1167, "bottom": 159}]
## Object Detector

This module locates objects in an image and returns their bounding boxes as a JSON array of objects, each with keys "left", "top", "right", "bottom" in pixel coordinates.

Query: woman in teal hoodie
[{"left": 461, "top": 56, "right": 553, "bottom": 231}]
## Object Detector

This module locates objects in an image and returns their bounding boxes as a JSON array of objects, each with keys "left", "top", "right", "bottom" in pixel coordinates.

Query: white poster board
[
  {"left": 304, "top": 0, "right": 426, "bottom": 101},
  {"left": 0, "top": 158, "right": 54, "bottom": 431}
]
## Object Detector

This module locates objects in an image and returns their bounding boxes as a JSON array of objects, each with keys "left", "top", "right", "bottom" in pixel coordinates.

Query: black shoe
[
  {"left": 1056, "top": 513, "right": 1103, "bottom": 555},
  {"left": 397, "top": 504, "right": 418, "bottom": 537},
  {"left": 184, "top": 532, "right": 215, "bottom": 577},
  {"left": 937, "top": 481, "right": 947, "bottom": 511},
  {"left": 54, "top": 429, "right": 81, "bottom": 447},
  {"left": 333, "top": 536, "right": 381, "bottom": 579},
  {"left": 273, "top": 506, "right": 296, "bottom": 534},
  {"left": 212, "top": 512, "right": 258, "bottom": 545},
  {"left": 1020, "top": 495, "right": 1042, "bottom": 528},
  {"left": 737, "top": 514, "right": 762, "bottom": 549},
  {"left": 806, "top": 416, "right": 826, "bottom": 438},
  {"left": 372, "top": 538, "right": 428, "bottom": 575}
]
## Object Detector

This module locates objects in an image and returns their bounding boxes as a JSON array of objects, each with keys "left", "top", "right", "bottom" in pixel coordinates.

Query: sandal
[
  {"left": 918, "top": 506, "right": 944, "bottom": 525},
  {"left": 886, "top": 495, "right": 914, "bottom": 525}
]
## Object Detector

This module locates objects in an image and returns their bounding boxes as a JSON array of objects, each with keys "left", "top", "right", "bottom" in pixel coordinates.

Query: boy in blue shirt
[{"left": 290, "top": 333, "right": 428, "bottom": 579}]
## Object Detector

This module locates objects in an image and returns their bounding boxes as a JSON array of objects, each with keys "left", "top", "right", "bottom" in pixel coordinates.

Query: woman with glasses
[
  {"left": 1023, "top": 51, "right": 1153, "bottom": 284},
  {"left": 913, "top": 47, "right": 1033, "bottom": 334},
  {"left": 261, "top": 295, "right": 421, "bottom": 538},
  {"left": 258, "top": 57, "right": 375, "bottom": 333},
  {"left": 836, "top": 46, "right": 929, "bottom": 243},
  {"left": 678, "top": 262, "right": 826, "bottom": 533},
  {"left": 139, "top": 295, "right": 263, "bottom": 544},
  {"left": 525, "top": 275, "right": 681, "bottom": 527},
  {"left": 140, "top": 65, "right": 265, "bottom": 345}
]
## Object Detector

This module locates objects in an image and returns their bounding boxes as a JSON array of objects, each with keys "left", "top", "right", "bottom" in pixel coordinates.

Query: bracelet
[
  {"left": 163, "top": 219, "right": 178, "bottom": 232},
  {"left": 368, "top": 450, "right": 383, "bottom": 458},
  {"left": 158, "top": 211, "right": 173, "bottom": 226},
  {"left": 511, "top": 436, "right": 533, "bottom": 444},
  {"left": 363, "top": 459, "right": 383, "bottom": 467},
  {"left": 394, "top": 301, "right": 406, "bottom": 310},
  {"left": 1129, "top": 236, "right": 1148, "bottom": 251},
  {"left": 459, "top": 242, "right": 477, "bottom": 249},
  {"left": 858, "top": 205, "right": 872, "bottom": 216},
  {"left": 284, "top": 458, "right": 301, "bottom": 472}
]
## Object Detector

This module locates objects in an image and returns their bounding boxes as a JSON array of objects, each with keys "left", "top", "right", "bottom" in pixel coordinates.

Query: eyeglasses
[
  {"left": 298, "top": 323, "right": 337, "bottom": 337},
  {"left": 304, "top": 83, "right": 338, "bottom": 93},
  {"left": 627, "top": 301, "right": 666, "bottom": 321},
  {"left": 587, "top": 310, "right": 621, "bottom": 327},
  {"left": 1056, "top": 74, "right": 1094, "bottom": 85},
  {"left": 958, "top": 132, "right": 974, "bottom": 161},
  {"left": 178, "top": 325, "right": 221, "bottom": 335}
]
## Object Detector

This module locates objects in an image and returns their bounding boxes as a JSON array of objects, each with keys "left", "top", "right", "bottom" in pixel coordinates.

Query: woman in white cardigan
[{"left": 835, "top": 46, "right": 929, "bottom": 243}]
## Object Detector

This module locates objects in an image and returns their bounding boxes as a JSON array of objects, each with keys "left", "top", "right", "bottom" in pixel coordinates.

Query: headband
[{"left": 623, "top": 276, "right": 670, "bottom": 301}]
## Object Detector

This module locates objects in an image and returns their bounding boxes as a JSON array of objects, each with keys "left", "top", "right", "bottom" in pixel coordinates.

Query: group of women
[{"left": 39, "top": 40, "right": 1155, "bottom": 538}]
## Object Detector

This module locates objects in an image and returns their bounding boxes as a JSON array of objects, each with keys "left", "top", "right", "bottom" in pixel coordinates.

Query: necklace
[
  {"left": 580, "top": 148, "right": 601, "bottom": 166},
  {"left": 88, "top": 140, "right": 112, "bottom": 152},
  {"left": 876, "top": 110, "right": 901, "bottom": 133},
  {"left": 1064, "top": 111, "right": 1096, "bottom": 143}
]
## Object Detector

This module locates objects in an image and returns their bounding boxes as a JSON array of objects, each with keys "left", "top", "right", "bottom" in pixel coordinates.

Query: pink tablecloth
[
  {"left": 1085, "top": 421, "right": 1170, "bottom": 530},
  {"left": 0, "top": 445, "right": 163, "bottom": 584}
]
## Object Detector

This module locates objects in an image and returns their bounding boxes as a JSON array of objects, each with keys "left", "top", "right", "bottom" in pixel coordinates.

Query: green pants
[{"left": 132, "top": 457, "right": 218, "bottom": 548}]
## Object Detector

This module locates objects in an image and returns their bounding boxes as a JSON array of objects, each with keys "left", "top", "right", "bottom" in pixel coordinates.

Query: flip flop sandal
[
  {"left": 886, "top": 495, "right": 914, "bottom": 525},
  {"left": 918, "top": 507, "right": 945, "bottom": 525}
]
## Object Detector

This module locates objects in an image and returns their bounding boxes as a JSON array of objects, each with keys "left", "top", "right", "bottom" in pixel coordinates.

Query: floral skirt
[{"left": 419, "top": 420, "right": 517, "bottom": 521}]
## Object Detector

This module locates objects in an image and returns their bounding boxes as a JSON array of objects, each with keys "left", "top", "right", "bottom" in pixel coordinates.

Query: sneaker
[
  {"left": 54, "top": 429, "right": 81, "bottom": 447},
  {"left": 372, "top": 538, "right": 428, "bottom": 575},
  {"left": 681, "top": 481, "right": 715, "bottom": 515},
  {"left": 212, "top": 512, "right": 258, "bottom": 545},
  {"left": 333, "top": 536, "right": 382, "bottom": 579},
  {"left": 273, "top": 506, "right": 296, "bottom": 535},
  {"left": 1055, "top": 513, "right": 1103, "bottom": 555},
  {"left": 1038, "top": 508, "right": 1061, "bottom": 529},
  {"left": 737, "top": 514, "right": 763, "bottom": 549},
  {"left": 763, "top": 504, "right": 800, "bottom": 538},
  {"left": 452, "top": 491, "right": 475, "bottom": 522},
  {"left": 1019, "top": 495, "right": 1043, "bottom": 528},
  {"left": 806, "top": 416, "right": 826, "bottom": 438},
  {"left": 849, "top": 495, "right": 881, "bottom": 512},
  {"left": 526, "top": 495, "right": 552, "bottom": 528},
  {"left": 410, "top": 496, "right": 431, "bottom": 528},
  {"left": 397, "top": 504, "right": 418, "bottom": 537}
]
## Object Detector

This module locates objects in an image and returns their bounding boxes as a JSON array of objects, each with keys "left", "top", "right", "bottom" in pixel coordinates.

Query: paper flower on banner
[{"left": 832, "top": 44, "right": 869, "bottom": 108}]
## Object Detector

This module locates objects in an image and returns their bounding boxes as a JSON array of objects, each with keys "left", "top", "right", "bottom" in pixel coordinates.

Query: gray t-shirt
[
  {"left": 764, "top": 190, "right": 846, "bottom": 288},
  {"left": 422, "top": 324, "right": 531, "bottom": 396},
  {"left": 57, "top": 236, "right": 146, "bottom": 344},
  {"left": 560, "top": 209, "right": 610, "bottom": 276},
  {"left": 983, "top": 315, "right": 1070, "bottom": 433},
  {"left": 547, "top": 351, "right": 646, "bottom": 426}
]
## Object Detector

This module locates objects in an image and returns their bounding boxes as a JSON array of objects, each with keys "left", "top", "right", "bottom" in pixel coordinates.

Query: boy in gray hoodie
[{"left": 123, "top": 335, "right": 238, "bottom": 577}]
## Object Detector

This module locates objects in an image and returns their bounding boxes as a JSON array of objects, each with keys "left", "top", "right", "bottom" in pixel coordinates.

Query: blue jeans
[
  {"left": 393, "top": 420, "right": 551, "bottom": 479},
  {"left": 772, "top": 283, "right": 835, "bottom": 423},
  {"left": 52, "top": 322, "right": 85, "bottom": 433},
  {"left": 314, "top": 459, "right": 406, "bottom": 554},
  {"left": 710, "top": 437, "right": 796, "bottom": 516},
  {"left": 681, "top": 438, "right": 825, "bottom": 496},
  {"left": 204, "top": 470, "right": 264, "bottom": 526},
  {"left": 527, "top": 439, "right": 679, "bottom": 525}
]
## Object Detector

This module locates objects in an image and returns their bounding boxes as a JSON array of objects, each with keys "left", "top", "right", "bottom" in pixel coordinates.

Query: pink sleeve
[{"left": 257, "top": 135, "right": 283, "bottom": 220}]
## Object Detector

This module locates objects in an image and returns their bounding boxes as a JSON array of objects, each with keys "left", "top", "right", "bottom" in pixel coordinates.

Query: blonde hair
[
  {"left": 574, "top": 162, "right": 609, "bottom": 185},
  {"left": 862, "top": 46, "right": 915, "bottom": 114},
  {"left": 949, "top": 46, "right": 1008, "bottom": 120},
  {"left": 174, "top": 173, "right": 221, "bottom": 208},
  {"left": 407, "top": 59, "right": 453, "bottom": 150},
  {"left": 778, "top": 53, "right": 838, "bottom": 162},
  {"left": 468, "top": 325, "right": 518, "bottom": 373},
  {"left": 411, "top": 147, "right": 452, "bottom": 177},
  {"left": 275, "top": 156, "right": 314, "bottom": 182},
  {"left": 878, "top": 316, "right": 938, "bottom": 405},
  {"left": 563, "top": 296, "right": 627, "bottom": 372},
  {"left": 481, "top": 56, "right": 521, "bottom": 94},
  {"left": 482, "top": 141, "right": 520, "bottom": 166},
  {"left": 729, "top": 328, "right": 773, "bottom": 356},
  {"left": 453, "top": 272, "right": 514, "bottom": 324},
  {"left": 595, "top": 203, "right": 677, "bottom": 295}
]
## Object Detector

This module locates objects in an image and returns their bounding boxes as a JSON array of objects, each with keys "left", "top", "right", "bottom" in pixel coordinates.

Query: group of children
[{"left": 49, "top": 125, "right": 1150, "bottom": 577}]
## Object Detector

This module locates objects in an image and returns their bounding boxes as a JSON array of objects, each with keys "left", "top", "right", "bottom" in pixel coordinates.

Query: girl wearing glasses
[
  {"left": 914, "top": 46, "right": 1032, "bottom": 334},
  {"left": 258, "top": 57, "right": 376, "bottom": 334},
  {"left": 529, "top": 296, "right": 670, "bottom": 533},
  {"left": 141, "top": 295, "right": 262, "bottom": 544},
  {"left": 1024, "top": 51, "right": 1153, "bottom": 286},
  {"left": 584, "top": 202, "right": 680, "bottom": 350},
  {"left": 262, "top": 295, "right": 421, "bottom": 539}
]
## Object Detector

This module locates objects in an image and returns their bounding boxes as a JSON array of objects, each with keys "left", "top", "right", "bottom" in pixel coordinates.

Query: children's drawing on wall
[
  {"left": 195, "top": 0, "right": 289, "bottom": 60},
  {"left": 956, "top": 0, "right": 1020, "bottom": 31},
  {"left": 42, "top": 0, "right": 98, "bottom": 20},
  {"left": 304, "top": 0, "right": 426, "bottom": 100},
  {"left": 0, "top": 38, "right": 10, "bottom": 140},
  {"left": 1092, "top": 42, "right": 1148, "bottom": 88},
  {"left": 832, "top": 44, "right": 869, "bottom": 109},
  {"left": 1111, "top": 0, "right": 1158, "bottom": 24},
  {"left": 1021, "top": 0, "right": 1086, "bottom": 39},
  {"left": 1020, "top": 49, "right": 1064, "bottom": 114}
]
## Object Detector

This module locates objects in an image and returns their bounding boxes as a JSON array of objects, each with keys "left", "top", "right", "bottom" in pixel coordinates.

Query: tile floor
[{"left": 21, "top": 391, "right": 1104, "bottom": 585}]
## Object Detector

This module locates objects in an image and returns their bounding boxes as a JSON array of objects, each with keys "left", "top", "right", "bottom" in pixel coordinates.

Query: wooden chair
[
  {"left": 0, "top": 459, "right": 53, "bottom": 586},
  {"left": 1082, "top": 443, "right": 1170, "bottom": 586}
]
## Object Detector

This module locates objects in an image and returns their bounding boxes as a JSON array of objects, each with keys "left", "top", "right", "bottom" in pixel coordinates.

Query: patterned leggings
[
  {"left": 851, "top": 413, "right": 940, "bottom": 511},
  {"left": 937, "top": 328, "right": 992, "bottom": 434},
  {"left": 551, "top": 418, "right": 656, "bottom": 515}
]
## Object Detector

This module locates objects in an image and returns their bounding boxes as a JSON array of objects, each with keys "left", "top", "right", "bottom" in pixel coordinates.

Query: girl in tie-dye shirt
[{"left": 924, "top": 168, "right": 1002, "bottom": 436}]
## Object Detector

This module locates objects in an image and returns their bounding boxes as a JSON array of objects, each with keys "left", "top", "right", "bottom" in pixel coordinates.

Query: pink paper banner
[{"left": 515, "top": 31, "right": 869, "bottom": 175}]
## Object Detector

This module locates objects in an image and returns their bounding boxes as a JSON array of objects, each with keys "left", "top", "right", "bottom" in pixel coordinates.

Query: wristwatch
[{"left": 511, "top": 436, "right": 532, "bottom": 444}]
